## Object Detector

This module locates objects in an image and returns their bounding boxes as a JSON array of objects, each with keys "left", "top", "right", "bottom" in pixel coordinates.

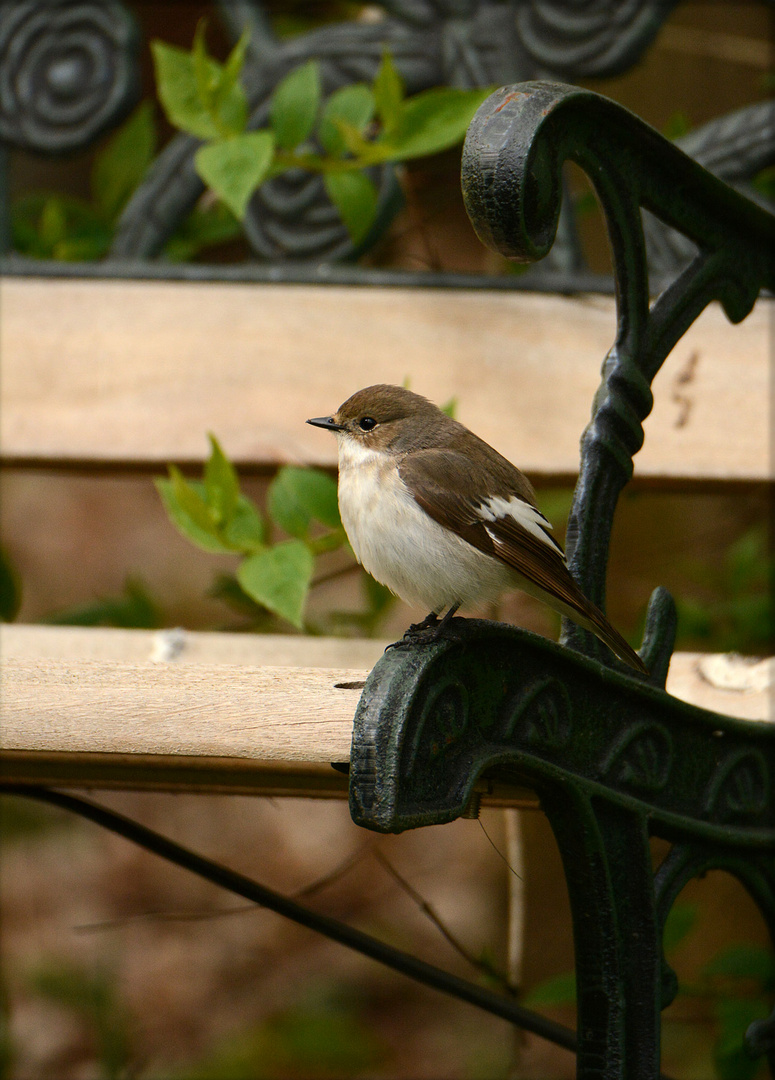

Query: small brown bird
[{"left": 308, "top": 384, "right": 647, "bottom": 674}]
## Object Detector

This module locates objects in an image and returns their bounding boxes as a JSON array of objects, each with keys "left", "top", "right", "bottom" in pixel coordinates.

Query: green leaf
[
  {"left": 713, "top": 997, "right": 769, "bottom": 1080},
  {"left": 204, "top": 434, "right": 240, "bottom": 526},
  {"left": 167, "top": 1002, "right": 382, "bottom": 1080},
  {"left": 270, "top": 60, "right": 321, "bottom": 149},
  {"left": 702, "top": 943, "right": 775, "bottom": 988},
  {"left": 752, "top": 163, "right": 775, "bottom": 201},
  {"left": 163, "top": 201, "right": 243, "bottom": 262},
  {"left": 373, "top": 50, "right": 404, "bottom": 132},
  {"left": 155, "top": 474, "right": 235, "bottom": 554},
  {"left": 662, "top": 902, "right": 698, "bottom": 956},
  {"left": 362, "top": 574, "right": 394, "bottom": 616},
  {"left": 170, "top": 465, "right": 216, "bottom": 530},
  {"left": 726, "top": 526, "right": 768, "bottom": 592},
  {"left": 324, "top": 170, "right": 378, "bottom": 245},
  {"left": 92, "top": 101, "right": 156, "bottom": 221},
  {"left": 574, "top": 190, "right": 599, "bottom": 218},
  {"left": 11, "top": 194, "right": 111, "bottom": 260},
  {"left": 267, "top": 467, "right": 341, "bottom": 538},
  {"left": 44, "top": 577, "right": 160, "bottom": 629},
  {"left": 521, "top": 971, "right": 577, "bottom": 1007},
  {"left": 0, "top": 546, "right": 21, "bottom": 622},
  {"left": 212, "top": 26, "right": 251, "bottom": 136},
  {"left": 192, "top": 19, "right": 247, "bottom": 137},
  {"left": 220, "top": 27, "right": 250, "bottom": 103},
  {"left": 151, "top": 40, "right": 220, "bottom": 140},
  {"left": 663, "top": 110, "right": 692, "bottom": 140},
  {"left": 192, "top": 19, "right": 216, "bottom": 112},
  {"left": 318, "top": 84, "right": 375, "bottom": 156},
  {"left": 330, "top": 120, "right": 373, "bottom": 158},
  {"left": 195, "top": 131, "right": 275, "bottom": 218},
  {"left": 237, "top": 541, "right": 314, "bottom": 628},
  {"left": 39, "top": 197, "right": 68, "bottom": 249},
  {"left": 29, "top": 960, "right": 132, "bottom": 1080},
  {"left": 380, "top": 86, "right": 492, "bottom": 161},
  {"left": 224, "top": 495, "right": 268, "bottom": 552}
]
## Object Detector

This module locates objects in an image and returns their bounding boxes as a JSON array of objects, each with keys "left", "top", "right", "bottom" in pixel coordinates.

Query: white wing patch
[{"left": 477, "top": 495, "right": 566, "bottom": 559}]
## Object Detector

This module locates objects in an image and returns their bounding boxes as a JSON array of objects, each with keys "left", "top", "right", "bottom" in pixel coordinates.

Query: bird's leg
[
  {"left": 434, "top": 603, "right": 460, "bottom": 632},
  {"left": 406, "top": 611, "right": 441, "bottom": 634},
  {"left": 386, "top": 605, "right": 461, "bottom": 651}
]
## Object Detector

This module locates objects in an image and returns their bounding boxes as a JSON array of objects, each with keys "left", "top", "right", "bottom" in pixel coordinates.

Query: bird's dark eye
[{"left": 358, "top": 416, "right": 377, "bottom": 431}]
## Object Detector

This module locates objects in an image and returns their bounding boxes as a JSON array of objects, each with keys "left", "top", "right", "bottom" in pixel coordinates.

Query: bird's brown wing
[
  {"left": 397, "top": 449, "right": 572, "bottom": 599},
  {"left": 398, "top": 449, "right": 647, "bottom": 674}
]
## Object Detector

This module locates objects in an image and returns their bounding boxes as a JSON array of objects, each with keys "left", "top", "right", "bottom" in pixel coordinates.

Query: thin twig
[
  {"left": 74, "top": 844, "right": 372, "bottom": 932},
  {"left": 479, "top": 817, "right": 524, "bottom": 883},
  {"left": 373, "top": 849, "right": 518, "bottom": 996},
  {"left": 5, "top": 785, "right": 580, "bottom": 1052},
  {"left": 292, "top": 843, "right": 372, "bottom": 899}
]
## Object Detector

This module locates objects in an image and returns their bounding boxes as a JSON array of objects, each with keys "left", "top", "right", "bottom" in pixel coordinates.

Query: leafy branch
[
  {"left": 152, "top": 22, "right": 493, "bottom": 243},
  {"left": 11, "top": 102, "right": 156, "bottom": 261},
  {"left": 155, "top": 435, "right": 391, "bottom": 632},
  {"left": 11, "top": 100, "right": 242, "bottom": 263}
]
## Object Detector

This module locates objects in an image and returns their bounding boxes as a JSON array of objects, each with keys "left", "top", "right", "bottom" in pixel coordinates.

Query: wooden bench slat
[
  {"left": 1, "top": 626, "right": 770, "bottom": 799},
  {"left": 0, "top": 622, "right": 387, "bottom": 668},
  {"left": 1, "top": 278, "right": 769, "bottom": 482},
  {"left": 1, "top": 657, "right": 360, "bottom": 761}
]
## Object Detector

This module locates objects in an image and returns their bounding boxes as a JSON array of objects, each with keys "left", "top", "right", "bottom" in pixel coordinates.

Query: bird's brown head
[{"left": 307, "top": 384, "right": 447, "bottom": 451}]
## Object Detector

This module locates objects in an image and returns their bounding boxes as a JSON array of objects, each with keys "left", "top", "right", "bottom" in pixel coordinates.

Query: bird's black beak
[{"left": 307, "top": 416, "right": 345, "bottom": 432}]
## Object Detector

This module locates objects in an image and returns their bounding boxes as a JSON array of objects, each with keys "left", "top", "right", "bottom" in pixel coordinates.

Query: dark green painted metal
[
  {"left": 350, "top": 621, "right": 774, "bottom": 843},
  {"left": 349, "top": 84, "right": 775, "bottom": 1076}
]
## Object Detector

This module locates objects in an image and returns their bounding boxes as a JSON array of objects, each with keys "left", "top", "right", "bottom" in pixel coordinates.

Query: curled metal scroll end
[{"left": 639, "top": 586, "right": 677, "bottom": 689}]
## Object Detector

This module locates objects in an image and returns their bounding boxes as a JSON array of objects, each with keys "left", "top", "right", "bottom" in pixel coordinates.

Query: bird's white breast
[{"left": 336, "top": 437, "right": 514, "bottom": 613}]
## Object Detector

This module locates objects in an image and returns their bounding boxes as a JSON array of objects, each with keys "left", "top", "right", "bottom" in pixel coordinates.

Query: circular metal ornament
[{"left": 0, "top": 0, "right": 139, "bottom": 154}]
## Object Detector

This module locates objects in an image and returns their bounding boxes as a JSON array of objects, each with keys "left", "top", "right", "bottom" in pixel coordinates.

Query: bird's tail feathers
[{"left": 569, "top": 593, "right": 649, "bottom": 676}]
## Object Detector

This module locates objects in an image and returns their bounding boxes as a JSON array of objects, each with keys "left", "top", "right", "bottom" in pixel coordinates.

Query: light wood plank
[
  {"left": 1, "top": 657, "right": 360, "bottom": 761},
  {"left": 3, "top": 625, "right": 772, "bottom": 723},
  {"left": 0, "top": 622, "right": 387, "bottom": 669},
  {"left": 0, "top": 627, "right": 539, "bottom": 804},
  {"left": 1, "top": 278, "right": 769, "bottom": 481},
  {"left": 1, "top": 626, "right": 770, "bottom": 746},
  {"left": 665, "top": 653, "right": 772, "bottom": 722}
]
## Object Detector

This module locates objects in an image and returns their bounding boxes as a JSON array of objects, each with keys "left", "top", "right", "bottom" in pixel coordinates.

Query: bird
[{"left": 307, "top": 384, "right": 648, "bottom": 675}]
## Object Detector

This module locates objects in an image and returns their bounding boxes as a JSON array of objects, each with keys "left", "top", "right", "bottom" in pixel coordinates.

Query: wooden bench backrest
[{"left": 1, "top": 277, "right": 770, "bottom": 483}]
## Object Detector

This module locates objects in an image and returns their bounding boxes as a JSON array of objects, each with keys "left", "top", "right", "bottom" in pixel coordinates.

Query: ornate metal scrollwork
[
  {"left": 349, "top": 619, "right": 774, "bottom": 837},
  {"left": 515, "top": 0, "right": 680, "bottom": 77},
  {"left": 644, "top": 100, "right": 775, "bottom": 276},
  {"left": 0, "top": 0, "right": 139, "bottom": 154},
  {"left": 5, "top": 0, "right": 770, "bottom": 275},
  {"left": 601, "top": 722, "right": 673, "bottom": 794},
  {"left": 705, "top": 748, "right": 771, "bottom": 824},
  {"left": 502, "top": 676, "right": 572, "bottom": 748},
  {"left": 112, "top": 0, "right": 530, "bottom": 261},
  {"left": 461, "top": 82, "right": 775, "bottom": 671},
  {"left": 111, "top": 0, "right": 687, "bottom": 263}
]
